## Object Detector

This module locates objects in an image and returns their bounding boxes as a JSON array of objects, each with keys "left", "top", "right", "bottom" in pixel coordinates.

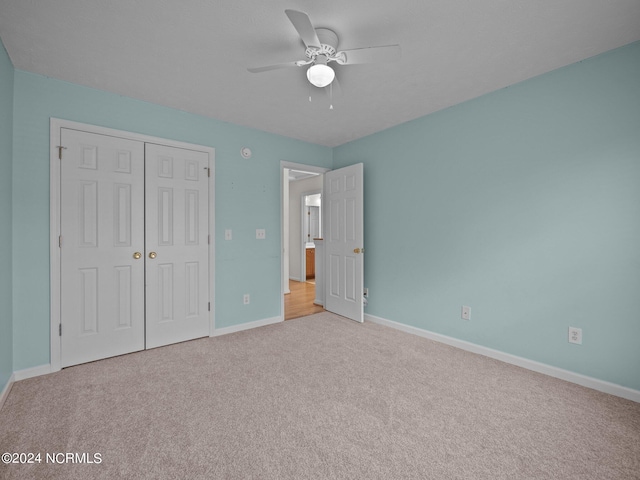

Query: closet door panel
[
  {"left": 60, "top": 129, "right": 145, "bottom": 367},
  {"left": 145, "top": 144, "right": 210, "bottom": 349}
]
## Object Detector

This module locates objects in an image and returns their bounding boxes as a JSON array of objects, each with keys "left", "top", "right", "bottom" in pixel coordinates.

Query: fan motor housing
[{"left": 305, "top": 28, "right": 338, "bottom": 59}]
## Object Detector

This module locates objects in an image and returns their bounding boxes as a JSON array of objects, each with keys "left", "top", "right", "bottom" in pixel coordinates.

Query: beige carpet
[{"left": 1, "top": 312, "right": 639, "bottom": 479}]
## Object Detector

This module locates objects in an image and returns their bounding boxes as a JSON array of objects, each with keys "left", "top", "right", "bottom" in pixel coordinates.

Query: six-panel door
[
  {"left": 60, "top": 129, "right": 210, "bottom": 367},
  {"left": 324, "top": 163, "right": 364, "bottom": 323},
  {"left": 144, "top": 144, "right": 210, "bottom": 349},
  {"left": 60, "top": 129, "right": 146, "bottom": 367}
]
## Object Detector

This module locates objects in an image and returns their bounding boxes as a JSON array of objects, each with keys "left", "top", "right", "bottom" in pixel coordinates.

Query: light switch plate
[{"left": 256, "top": 229, "right": 266, "bottom": 239}]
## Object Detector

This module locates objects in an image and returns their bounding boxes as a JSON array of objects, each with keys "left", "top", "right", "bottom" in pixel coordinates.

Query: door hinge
[
  {"left": 57, "top": 145, "right": 67, "bottom": 160},
  {"left": 59, "top": 235, "right": 62, "bottom": 248},
  {"left": 59, "top": 323, "right": 62, "bottom": 336},
  {"left": 208, "top": 234, "right": 210, "bottom": 245},
  {"left": 208, "top": 302, "right": 211, "bottom": 312},
  {"left": 207, "top": 167, "right": 211, "bottom": 177}
]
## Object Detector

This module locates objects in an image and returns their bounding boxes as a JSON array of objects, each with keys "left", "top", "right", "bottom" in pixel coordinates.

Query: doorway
[
  {"left": 281, "top": 163, "right": 328, "bottom": 320},
  {"left": 280, "top": 161, "right": 365, "bottom": 323}
]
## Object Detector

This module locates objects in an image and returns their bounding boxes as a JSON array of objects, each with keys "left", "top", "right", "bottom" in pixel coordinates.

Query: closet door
[
  {"left": 144, "top": 144, "right": 210, "bottom": 349},
  {"left": 60, "top": 129, "right": 145, "bottom": 367}
]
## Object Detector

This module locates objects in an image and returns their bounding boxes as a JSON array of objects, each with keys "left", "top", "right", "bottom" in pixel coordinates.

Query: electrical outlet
[
  {"left": 256, "top": 229, "right": 266, "bottom": 239},
  {"left": 225, "top": 229, "right": 232, "bottom": 240},
  {"left": 568, "top": 327, "right": 582, "bottom": 345},
  {"left": 461, "top": 305, "right": 471, "bottom": 320},
  {"left": 243, "top": 294, "right": 250, "bottom": 305}
]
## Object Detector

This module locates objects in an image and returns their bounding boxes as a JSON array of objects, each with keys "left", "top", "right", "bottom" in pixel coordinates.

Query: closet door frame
[{"left": 50, "top": 118, "right": 216, "bottom": 372}]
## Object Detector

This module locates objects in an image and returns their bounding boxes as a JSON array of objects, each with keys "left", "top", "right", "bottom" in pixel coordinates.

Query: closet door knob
[
  {"left": 133, "top": 252, "right": 142, "bottom": 259},
  {"left": 149, "top": 252, "right": 157, "bottom": 259}
]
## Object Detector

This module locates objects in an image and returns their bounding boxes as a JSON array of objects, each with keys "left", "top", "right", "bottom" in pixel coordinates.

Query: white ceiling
[{"left": 1, "top": 1, "right": 639, "bottom": 147}]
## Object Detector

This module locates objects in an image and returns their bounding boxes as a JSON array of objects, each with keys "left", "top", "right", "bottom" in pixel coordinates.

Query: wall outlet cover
[{"left": 568, "top": 327, "right": 582, "bottom": 345}]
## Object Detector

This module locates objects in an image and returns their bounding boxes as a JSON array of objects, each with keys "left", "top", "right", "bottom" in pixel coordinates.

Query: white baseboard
[
  {"left": 212, "top": 316, "right": 283, "bottom": 337},
  {"left": 0, "top": 373, "right": 15, "bottom": 411},
  {"left": 14, "top": 364, "right": 53, "bottom": 381},
  {"left": 289, "top": 276, "right": 301, "bottom": 282},
  {"left": 0, "top": 365, "right": 52, "bottom": 411},
  {"left": 365, "top": 313, "right": 640, "bottom": 404},
  {"left": 7, "top": 317, "right": 284, "bottom": 385}
]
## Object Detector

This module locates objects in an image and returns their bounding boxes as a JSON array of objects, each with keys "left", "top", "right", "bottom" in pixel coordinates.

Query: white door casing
[
  {"left": 324, "top": 163, "right": 364, "bottom": 323},
  {"left": 60, "top": 129, "right": 146, "bottom": 367},
  {"left": 51, "top": 119, "right": 215, "bottom": 371},
  {"left": 145, "top": 143, "right": 210, "bottom": 349}
]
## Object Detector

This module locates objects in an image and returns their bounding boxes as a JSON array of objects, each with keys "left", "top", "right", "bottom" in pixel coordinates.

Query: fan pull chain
[{"left": 329, "top": 83, "right": 334, "bottom": 110}]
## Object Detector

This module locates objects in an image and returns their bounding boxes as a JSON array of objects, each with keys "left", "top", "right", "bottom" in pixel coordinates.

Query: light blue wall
[
  {"left": 0, "top": 39, "right": 14, "bottom": 393},
  {"left": 334, "top": 42, "right": 640, "bottom": 390},
  {"left": 6, "top": 38, "right": 640, "bottom": 393},
  {"left": 11, "top": 71, "right": 332, "bottom": 370}
]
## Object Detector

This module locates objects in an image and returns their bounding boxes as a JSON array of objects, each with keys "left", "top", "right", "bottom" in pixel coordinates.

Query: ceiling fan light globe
[{"left": 307, "top": 64, "right": 335, "bottom": 88}]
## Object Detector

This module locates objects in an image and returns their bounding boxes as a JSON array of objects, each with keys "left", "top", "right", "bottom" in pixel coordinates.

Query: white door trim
[
  {"left": 50, "top": 118, "right": 215, "bottom": 372},
  {"left": 280, "top": 161, "right": 330, "bottom": 320}
]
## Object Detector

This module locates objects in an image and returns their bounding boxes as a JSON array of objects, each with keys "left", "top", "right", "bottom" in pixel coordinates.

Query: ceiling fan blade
[
  {"left": 336, "top": 45, "right": 401, "bottom": 65},
  {"left": 247, "top": 62, "right": 300, "bottom": 73},
  {"left": 285, "top": 9, "right": 321, "bottom": 48}
]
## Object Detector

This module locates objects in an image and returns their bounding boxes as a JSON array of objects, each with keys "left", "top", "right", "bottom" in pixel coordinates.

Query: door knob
[
  {"left": 133, "top": 252, "right": 142, "bottom": 259},
  {"left": 149, "top": 252, "right": 157, "bottom": 259},
  {"left": 353, "top": 248, "right": 360, "bottom": 254}
]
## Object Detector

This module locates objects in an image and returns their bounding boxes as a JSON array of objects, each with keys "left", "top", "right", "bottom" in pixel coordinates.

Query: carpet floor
[{"left": 1, "top": 312, "right": 639, "bottom": 479}]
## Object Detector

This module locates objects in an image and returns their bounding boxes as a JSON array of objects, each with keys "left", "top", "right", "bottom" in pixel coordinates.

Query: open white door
[{"left": 324, "top": 163, "right": 364, "bottom": 322}]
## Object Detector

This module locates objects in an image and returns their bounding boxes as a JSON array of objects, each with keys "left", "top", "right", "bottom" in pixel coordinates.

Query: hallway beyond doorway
[{"left": 284, "top": 281, "right": 324, "bottom": 320}]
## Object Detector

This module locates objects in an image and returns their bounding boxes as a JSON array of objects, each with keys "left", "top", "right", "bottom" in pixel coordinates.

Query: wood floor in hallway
[{"left": 285, "top": 280, "right": 324, "bottom": 320}]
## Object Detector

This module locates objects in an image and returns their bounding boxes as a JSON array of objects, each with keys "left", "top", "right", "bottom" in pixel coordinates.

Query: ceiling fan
[{"left": 248, "top": 10, "right": 401, "bottom": 92}]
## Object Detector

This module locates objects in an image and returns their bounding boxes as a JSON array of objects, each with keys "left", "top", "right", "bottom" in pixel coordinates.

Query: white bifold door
[
  {"left": 60, "top": 129, "right": 210, "bottom": 368},
  {"left": 144, "top": 143, "right": 210, "bottom": 349}
]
